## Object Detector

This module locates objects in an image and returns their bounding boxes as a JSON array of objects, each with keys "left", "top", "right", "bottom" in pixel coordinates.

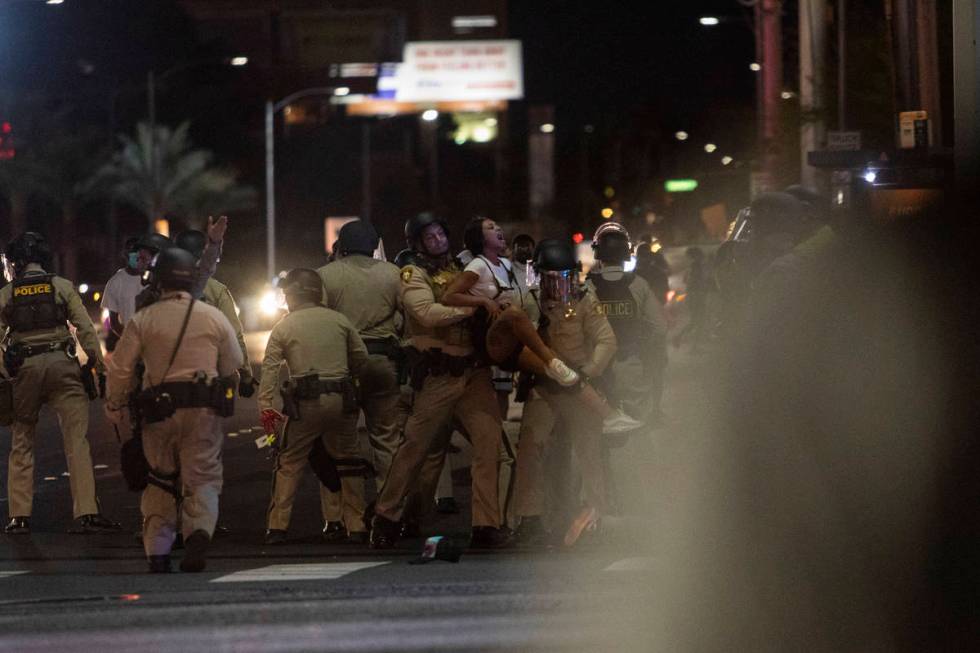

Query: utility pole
[
  {"left": 800, "top": 0, "right": 827, "bottom": 190},
  {"left": 953, "top": 0, "right": 979, "bottom": 183},
  {"left": 755, "top": 0, "right": 783, "bottom": 194},
  {"left": 838, "top": 0, "right": 847, "bottom": 129}
]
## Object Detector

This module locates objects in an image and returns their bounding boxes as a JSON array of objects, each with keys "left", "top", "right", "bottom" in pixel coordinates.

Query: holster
[
  {"left": 120, "top": 436, "right": 150, "bottom": 492},
  {"left": 287, "top": 373, "right": 358, "bottom": 414},
  {"left": 0, "top": 376, "right": 13, "bottom": 426},
  {"left": 308, "top": 437, "right": 341, "bottom": 492},
  {"left": 280, "top": 381, "right": 301, "bottom": 420},
  {"left": 80, "top": 361, "right": 99, "bottom": 401},
  {"left": 365, "top": 337, "right": 408, "bottom": 386}
]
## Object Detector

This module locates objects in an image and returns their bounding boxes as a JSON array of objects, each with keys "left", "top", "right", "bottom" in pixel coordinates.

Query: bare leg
[{"left": 486, "top": 307, "right": 557, "bottom": 365}]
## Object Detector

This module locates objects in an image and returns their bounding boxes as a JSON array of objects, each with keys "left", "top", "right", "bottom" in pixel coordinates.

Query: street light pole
[
  {"left": 264, "top": 87, "right": 340, "bottom": 282},
  {"left": 148, "top": 70, "right": 158, "bottom": 230},
  {"left": 265, "top": 100, "right": 275, "bottom": 282}
]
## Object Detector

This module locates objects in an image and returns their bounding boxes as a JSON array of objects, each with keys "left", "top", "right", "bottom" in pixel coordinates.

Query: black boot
[
  {"left": 469, "top": 526, "right": 512, "bottom": 549},
  {"left": 369, "top": 515, "right": 400, "bottom": 549},
  {"left": 321, "top": 521, "right": 346, "bottom": 543},
  {"left": 3, "top": 517, "right": 30, "bottom": 535},
  {"left": 148, "top": 555, "right": 172, "bottom": 573},
  {"left": 264, "top": 529, "right": 288, "bottom": 545},
  {"left": 68, "top": 514, "right": 122, "bottom": 534},
  {"left": 180, "top": 530, "right": 210, "bottom": 573},
  {"left": 513, "top": 516, "right": 549, "bottom": 546}
]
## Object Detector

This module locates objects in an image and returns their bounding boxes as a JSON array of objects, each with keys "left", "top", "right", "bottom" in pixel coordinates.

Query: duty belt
[
  {"left": 363, "top": 337, "right": 400, "bottom": 358},
  {"left": 8, "top": 339, "right": 73, "bottom": 358},
  {"left": 137, "top": 378, "right": 235, "bottom": 424}
]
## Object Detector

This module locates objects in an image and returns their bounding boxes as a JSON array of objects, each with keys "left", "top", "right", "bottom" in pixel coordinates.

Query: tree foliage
[{"left": 95, "top": 121, "right": 256, "bottom": 227}]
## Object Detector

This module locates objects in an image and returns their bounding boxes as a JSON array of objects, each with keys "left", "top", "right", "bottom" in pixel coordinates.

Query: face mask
[{"left": 127, "top": 252, "right": 140, "bottom": 269}]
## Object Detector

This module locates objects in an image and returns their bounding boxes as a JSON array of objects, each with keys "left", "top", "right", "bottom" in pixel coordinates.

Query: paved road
[{"left": 0, "top": 343, "right": 715, "bottom": 651}]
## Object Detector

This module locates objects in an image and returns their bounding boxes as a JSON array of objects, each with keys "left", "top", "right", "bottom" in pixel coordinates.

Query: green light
[{"left": 665, "top": 179, "right": 698, "bottom": 192}]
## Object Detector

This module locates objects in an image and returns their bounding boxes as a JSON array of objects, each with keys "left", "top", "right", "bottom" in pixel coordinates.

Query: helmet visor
[{"left": 539, "top": 269, "right": 576, "bottom": 305}]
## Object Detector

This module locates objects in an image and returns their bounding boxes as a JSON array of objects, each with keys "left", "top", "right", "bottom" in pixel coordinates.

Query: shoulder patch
[{"left": 400, "top": 267, "right": 413, "bottom": 284}]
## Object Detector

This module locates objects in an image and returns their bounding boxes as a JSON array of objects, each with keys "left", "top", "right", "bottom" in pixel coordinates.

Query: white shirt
[
  {"left": 101, "top": 268, "right": 145, "bottom": 325},
  {"left": 464, "top": 255, "right": 521, "bottom": 307}
]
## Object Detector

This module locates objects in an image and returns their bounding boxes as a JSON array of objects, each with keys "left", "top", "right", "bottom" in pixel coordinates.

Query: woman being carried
[
  {"left": 442, "top": 217, "right": 579, "bottom": 386},
  {"left": 443, "top": 218, "right": 640, "bottom": 432}
]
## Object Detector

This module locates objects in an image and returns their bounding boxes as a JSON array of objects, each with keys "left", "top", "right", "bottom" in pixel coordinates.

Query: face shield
[{"left": 529, "top": 268, "right": 578, "bottom": 307}]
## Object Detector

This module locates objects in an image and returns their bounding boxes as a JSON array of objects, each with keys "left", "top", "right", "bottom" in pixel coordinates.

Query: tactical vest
[
  {"left": 589, "top": 273, "right": 644, "bottom": 354},
  {"left": 2, "top": 274, "right": 68, "bottom": 333}
]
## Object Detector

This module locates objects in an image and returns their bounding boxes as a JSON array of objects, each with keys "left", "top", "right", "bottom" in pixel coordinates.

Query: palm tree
[{"left": 95, "top": 122, "right": 256, "bottom": 230}]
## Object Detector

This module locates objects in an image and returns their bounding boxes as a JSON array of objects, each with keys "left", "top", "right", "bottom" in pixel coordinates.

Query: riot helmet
[
  {"left": 511, "top": 234, "right": 535, "bottom": 265},
  {"left": 138, "top": 232, "right": 172, "bottom": 254},
  {"left": 337, "top": 220, "right": 380, "bottom": 257},
  {"left": 530, "top": 239, "right": 580, "bottom": 305},
  {"left": 173, "top": 229, "right": 208, "bottom": 260},
  {"left": 278, "top": 268, "right": 323, "bottom": 306},
  {"left": 591, "top": 222, "right": 632, "bottom": 265},
  {"left": 405, "top": 212, "right": 450, "bottom": 256},
  {"left": 147, "top": 247, "right": 198, "bottom": 292},
  {"left": 3, "top": 232, "right": 52, "bottom": 282},
  {"left": 393, "top": 248, "right": 418, "bottom": 268}
]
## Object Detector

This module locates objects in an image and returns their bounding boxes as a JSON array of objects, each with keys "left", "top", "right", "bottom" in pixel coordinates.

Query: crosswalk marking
[
  {"left": 0, "top": 571, "right": 28, "bottom": 579},
  {"left": 211, "top": 561, "right": 389, "bottom": 583},
  {"left": 604, "top": 557, "right": 658, "bottom": 572}
]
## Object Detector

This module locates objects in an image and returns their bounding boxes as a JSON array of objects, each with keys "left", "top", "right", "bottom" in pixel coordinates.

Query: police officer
[
  {"left": 260, "top": 269, "right": 370, "bottom": 545},
  {"left": 316, "top": 221, "right": 401, "bottom": 540},
  {"left": 133, "top": 216, "right": 228, "bottom": 312},
  {"left": 173, "top": 229, "right": 255, "bottom": 397},
  {"left": 0, "top": 232, "right": 121, "bottom": 535},
  {"left": 587, "top": 222, "right": 668, "bottom": 426},
  {"left": 105, "top": 247, "right": 242, "bottom": 572},
  {"left": 370, "top": 212, "right": 509, "bottom": 549},
  {"left": 511, "top": 239, "right": 617, "bottom": 547}
]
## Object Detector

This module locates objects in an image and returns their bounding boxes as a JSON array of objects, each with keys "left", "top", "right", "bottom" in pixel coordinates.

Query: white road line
[
  {"left": 604, "top": 557, "right": 658, "bottom": 572},
  {"left": 211, "top": 561, "right": 390, "bottom": 583},
  {"left": 0, "top": 571, "right": 29, "bottom": 579}
]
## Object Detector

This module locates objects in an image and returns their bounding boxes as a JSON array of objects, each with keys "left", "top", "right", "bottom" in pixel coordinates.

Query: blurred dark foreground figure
[{"left": 668, "top": 188, "right": 980, "bottom": 651}]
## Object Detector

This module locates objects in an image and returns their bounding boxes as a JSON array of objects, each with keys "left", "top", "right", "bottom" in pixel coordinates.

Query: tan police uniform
[
  {"left": 374, "top": 262, "right": 503, "bottom": 528},
  {"left": 0, "top": 265, "right": 106, "bottom": 520},
  {"left": 201, "top": 277, "right": 252, "bottom": 380},
  {"left": 258, "top": 305, "right": 369, "bottom": 534},
  {"left": 512, "top": 289, "right": 617, "bottom": 518},
  {"left": 106, "top": 291, "right": 242, "bottom": 557},
  {"left": 317, "top": 255, "right": 401, "bottom": 520}
]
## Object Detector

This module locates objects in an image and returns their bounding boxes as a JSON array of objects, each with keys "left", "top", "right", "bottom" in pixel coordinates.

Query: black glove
[{"left": 238, "top": 375, "right": 258, "bottom": 398}]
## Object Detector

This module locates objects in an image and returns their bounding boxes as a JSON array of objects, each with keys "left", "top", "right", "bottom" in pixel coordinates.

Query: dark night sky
[
  {"left": 0, "top": 0, "right": 758, "bottom": 150},
  {"left": 510, "top": 1, "right": 757, "bottom": 143}
]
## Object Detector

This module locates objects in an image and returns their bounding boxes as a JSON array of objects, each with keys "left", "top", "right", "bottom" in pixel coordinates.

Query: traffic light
[{"left": 0, "top": 122, "right": 14, "bottom": 160}]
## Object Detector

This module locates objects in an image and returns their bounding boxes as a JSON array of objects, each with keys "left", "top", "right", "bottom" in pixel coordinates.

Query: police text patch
[{"left": 13, "top": 283, "right": 53, "bottom": 297}]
